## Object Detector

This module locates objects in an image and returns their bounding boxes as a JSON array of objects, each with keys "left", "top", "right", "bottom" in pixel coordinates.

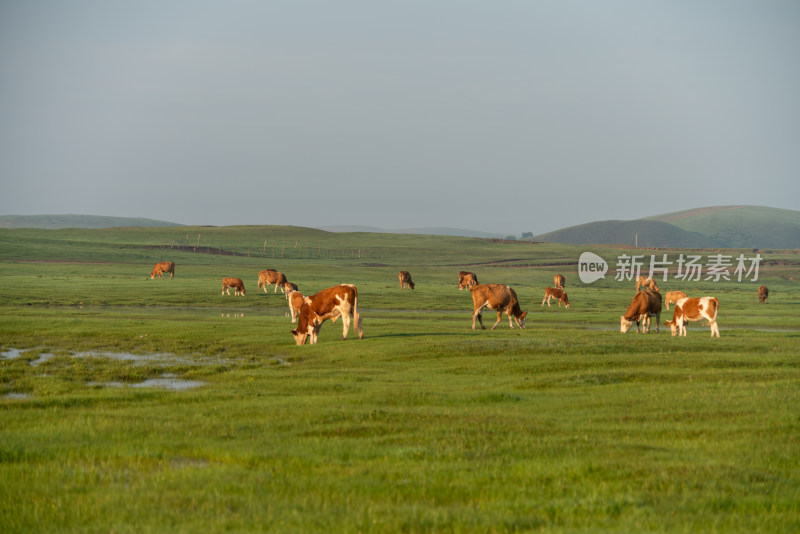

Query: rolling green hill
[
  {"left": 0, "top": 214, "right": 183, "bottom": 229},
  {"left": 643, "top": 205, "right": 800, "bottom": 248},
  {"left": 532, "top": 206, "right": 799, "bottom": 249}
]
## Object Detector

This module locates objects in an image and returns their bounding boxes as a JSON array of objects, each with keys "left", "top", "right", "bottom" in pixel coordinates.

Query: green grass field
[{"left": 1, "top": 226, "right": 799, "bottom": 533}]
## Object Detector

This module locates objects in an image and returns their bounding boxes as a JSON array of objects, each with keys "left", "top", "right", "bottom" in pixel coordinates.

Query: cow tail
[{"left": 352, "top": 286, "right": 364, "bottom": 339}]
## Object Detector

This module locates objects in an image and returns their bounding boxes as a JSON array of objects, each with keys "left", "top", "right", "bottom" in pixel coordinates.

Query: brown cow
[
  {"left": 257, "top": 269, "right": 288, "bottom": 293},
  {"left": 554, "top": 274, "right": 566, "bottom": 289},
  {"left": 287, "top": 290, "right": 304, "bottom": 323},
  {"left": 541, "top": 287, "right": 570, "bottom": 308},
  {"left": 469, "top": 284, "right": 527, "bottom": 330},
  {"left": 635, "top": 275, "right": 659, "bottom": 293},
  {"left": 399, "top": 271, "right": 415, "bottom": 290},
  {"left": 150, "top": 261, "right": 175, "bottom": 280},
  {"left": 291, "top": 284, "right": 364, "bottom": 345},
  {"left": 620, "top": 289, "right": 662, "bottom": 334},
  {"left": 758, "top": 285, "right": 769, "bottom": 303},
  {"left": 664, "top": 290, "right": 688, "bottom": 310},
  {"left": 222, "top": 277, "right": 246, "bottom": 296},
  {"left": 665, "top": 297, "right": 720, "bottom": 338},
  {"left": 458, "top": 271, "right": 478, "bottom": 290}
]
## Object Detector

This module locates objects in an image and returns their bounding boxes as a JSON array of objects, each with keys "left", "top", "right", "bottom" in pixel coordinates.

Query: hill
[
  {"left": 530, "top": 219, "right": 717, "bottom": 249},
  {"left": 643, "top": 206, "right": 800, "bottom": 249},
  {"left": 0, "top": 214, "right": 183, "bottom": 229},
  {"left": 531, "top": 206, "right": 800, "bottom": 249},
  {"left": 319, "top": 225, "right": 504, "bottom": 239}
]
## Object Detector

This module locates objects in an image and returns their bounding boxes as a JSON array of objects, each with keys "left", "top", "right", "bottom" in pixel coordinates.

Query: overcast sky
[{"left": 1, "top": 1, "right": 798, "bottom": 235}]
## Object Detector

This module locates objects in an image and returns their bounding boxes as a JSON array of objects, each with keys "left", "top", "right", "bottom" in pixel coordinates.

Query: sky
[{"left": 1, "top": 1, "right": 799, "bottom": 235}]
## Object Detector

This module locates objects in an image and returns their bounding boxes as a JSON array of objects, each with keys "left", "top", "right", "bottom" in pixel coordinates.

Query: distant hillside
[
  {"left": 531, "top": 206, "right": 800, "bottom": 249},
  {"left": 531, "top": 219, "right": 718, "bottom": 248},
  {"left": 0, "top": 214, "right": 183, "bottom": 229},
  {"left": 319, "top": 225, "right": 504, "bottom": 239},
  {"left": 643, "top": 206, "right": 800, "bottom": 249}
]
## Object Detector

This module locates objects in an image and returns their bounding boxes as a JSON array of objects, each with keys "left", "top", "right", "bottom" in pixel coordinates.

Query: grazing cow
[
  {"left": 620, "top": 289, "right": 662, "bottom": 334},
  {"left": 150, "top": 261, "right": 175, "bottom": 280},
  {"left": 664, "top": 290, "right": 688, "bottom": 310},
  {"left": 287, "top": 290, "right": 305, "bottom": 323},
  {"left": 541, "top": 287, "right": 570, "bottom": 308},
  {"left": 291, "top": 284, "right": 364, "bottom": 345},
  {"left": 665, "top": 297, "right": 720, "bottom": 338},
  {"left": 554, "top": 274, "right": 566, "bottom": 289},
  {"left": 469, "top": 284, "right": 527, "bottom": 330},
  {"left": 257, "top": 269, "right": 288, "bottom": 293},
  {"left": 222, "top": 277, "right": 246, "bottom": 296},
  {"left": 458, "top": 271, "right": 478, "bottom": 290},
  {"left": 758, "top": 285, "right": 769, "bottom": 303},
  {"left": 399, "top": 271, "right": 415, "bottom": 290},
  {"left": 635, "top": 275, "right": 659, "bottom": 293}
]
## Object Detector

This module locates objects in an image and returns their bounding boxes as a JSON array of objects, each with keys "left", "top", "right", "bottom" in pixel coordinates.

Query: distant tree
[
  {"left": 505, "top": 235, "right": 517, "bottom": 241},
  {"left": 521, "top": 232, "right": 533, "bottom": 238}
]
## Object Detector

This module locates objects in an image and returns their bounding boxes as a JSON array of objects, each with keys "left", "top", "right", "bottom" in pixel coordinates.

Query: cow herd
[{"left": 150, "top": 262, "right": 771, "bottom": 344}]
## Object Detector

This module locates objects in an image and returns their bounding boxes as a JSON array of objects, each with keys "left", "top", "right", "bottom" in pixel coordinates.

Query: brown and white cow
[
  {"left": 665, "top": 297, "right": 720, "bottom": 338},
  {"left": 541, "top": 287, "right": 570, "bottom": 308},
  {"left": 222, "top": 277, "right": 246, "bottom": 296},
  {"left": 469, "top": 284, "right": 527, "bottom": 330},
  {"left": 399, "top": 271, "right": 415, "bottom": 290},
  {"left": 635, "top": 275, "right": 659, "bottom": 293},
  {"left": 287, "top": 290, "right": 305, "bottom": 323},
  {"left": 283, "top": 281, "right": 298, "bottom": 298},
  {"left": 664, "top": 290, "right": 688, "bottom": 310},
  {"left": 291, "top": 284, "right": 364, "bottom": 345},
  {"left": 620, "top": 289, "right": 662, "bottom": 334},
  {"left": 257, "top": 269, "right": 288, "bottom": 293},
  {"left": 458, "top": 271, "right": 478, "bottom": 290},
  {"left": 758, "top": 285, "right": 769, "bottom": 303},
  {"left": 554, "top": 274, "right": 566, "bottom": 289},
  {"left": 150, "top": 261, "right": 175, "bottom": 280}
]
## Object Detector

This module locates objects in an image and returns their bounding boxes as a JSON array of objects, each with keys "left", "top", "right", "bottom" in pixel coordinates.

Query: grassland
[{"left": 1, "top": 226, "right": 799, "bottom": 533}]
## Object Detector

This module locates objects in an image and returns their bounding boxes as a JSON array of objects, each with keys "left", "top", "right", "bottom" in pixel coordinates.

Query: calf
[
  {"left": 664, "top": 290, "right": 687, "bottom": 310},
  {"left": 287, "top": 290, "right": 305, "bottom": 323},
  {"left": 257, "top": 269, "right": 288, "bottom": 293},
  {"left": 665, "top": 297, "right": 720, "bottom": 338},
  {"left": 291, "top": 284, "right": 364, "bottom": 345},
  {"left": 222, "top": 277, "right": 246, "bottom": 296},
  {"left": 620, "top": 289, "right": 662, "bottom": 334},
  {"left": 554, "top": 274, "right": 566, "bottom": 289},
  {"left": 469, "top": 284, "right": 527, "bottom": 330},
  {"left": 541, "top": 287, "right": 570, "bottom": 308},
  {"left": 150, "top": 261, "right": 175, "bottom": 280},
  {"left": 399, "top": 271, "right": 415, "bottom": 290},
  {"left": 758, "top": 285, "right": 769, "bottom": 303},
  {"left": 458, "top": 271, "right": 478, "bottom": 290}
]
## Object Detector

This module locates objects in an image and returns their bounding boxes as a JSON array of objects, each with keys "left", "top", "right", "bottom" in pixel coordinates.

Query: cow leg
[
  {"left": 491, "top": 311, "right": 503, "bottom": 330},
  {"left": 710, "top": 321, "right": 720, "bottom": 338},
  {"left": 341, "top": 310, "right": 351, "bottom": 340},
  {"left": 541, "top": 296, "right": 547, "bottom": 307},
  {"left": 472, "top": 308, "right": 485, "bottom": 330}
]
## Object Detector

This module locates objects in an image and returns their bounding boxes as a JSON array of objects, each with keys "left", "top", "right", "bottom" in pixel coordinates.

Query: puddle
[
  {"left": 3, "top": 392, "right": 31, "bottom": 400},
  {"left": 1, "top": 348, "right": 24, "bottom": 359},
  {"left": 89, "top": 374, "right": 205, "bottom": 391},
  {"left": 132, "top": 376, "right": 205, "bottom": 390}
]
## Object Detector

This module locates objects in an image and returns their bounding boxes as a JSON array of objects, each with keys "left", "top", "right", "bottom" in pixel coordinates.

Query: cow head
[
  {"left": 516, "top": 311, "right": 527, "bottom": 329},
  {"left": 291, "top": 327, "right": 311, "bottom": 345},
  {"left": 620, "top": 316, "right": 633, "bottom": 333},
  {"left": 561, "top": 292, "right": 570, "bottom": 308}
]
